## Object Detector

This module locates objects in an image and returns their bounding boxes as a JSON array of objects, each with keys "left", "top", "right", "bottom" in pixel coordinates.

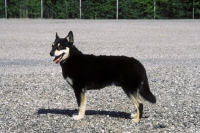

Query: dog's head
[{"left": 50, "top": 31, "right": 74, "bottom": 64}]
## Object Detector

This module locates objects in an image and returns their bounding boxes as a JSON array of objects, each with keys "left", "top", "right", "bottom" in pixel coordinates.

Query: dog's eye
[{"left": 57, "top": 45, "right": 63, "bottom": 50}]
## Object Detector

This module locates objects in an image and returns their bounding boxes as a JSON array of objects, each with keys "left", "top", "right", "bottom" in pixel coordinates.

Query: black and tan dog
[{"left": 50, "top": 31, "right": 156, "bottom": 122}]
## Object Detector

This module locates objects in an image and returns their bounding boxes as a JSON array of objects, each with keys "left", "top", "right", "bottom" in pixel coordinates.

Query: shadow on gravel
[{"left": 37, "top": 108, "right": 131, "bottom": 119}]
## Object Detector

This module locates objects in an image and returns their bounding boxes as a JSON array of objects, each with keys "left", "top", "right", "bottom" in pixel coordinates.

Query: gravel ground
[{"left": 0, "top": 19, "right": 199, "bottom": 133}]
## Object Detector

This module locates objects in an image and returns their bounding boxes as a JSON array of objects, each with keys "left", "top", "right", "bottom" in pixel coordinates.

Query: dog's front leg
[{"left": 73, "top": 89, "right": 86, "bottom": 120}]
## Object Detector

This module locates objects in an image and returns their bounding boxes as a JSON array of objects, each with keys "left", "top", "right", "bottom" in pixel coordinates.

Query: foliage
[
  {"left": 0, "top": 0, "right": 5, "bottom": 17},
  {"left": 7, "top": 0, "right": 20, "bottom": 18},
  {"left": 82, "top": 0, "right": 115, "bottom": 19},
  {"left": 0, "top": 0, "right": 199, "bottom": 19}
]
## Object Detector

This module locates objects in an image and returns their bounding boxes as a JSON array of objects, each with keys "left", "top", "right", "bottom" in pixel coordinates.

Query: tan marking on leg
[
  {"left": 130, "top": 95, "right": 141, "bottom": 122},
  {"left": 79, "top": 92, "right": 86, "bottom": 117},
  {"left": 73, "top": 92, "right": 86, "bottom": 120}
]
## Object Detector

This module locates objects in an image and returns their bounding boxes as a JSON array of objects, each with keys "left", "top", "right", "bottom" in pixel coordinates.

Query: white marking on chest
[{"left": 66, "top": 77, "right": 73, "bottom": 86}]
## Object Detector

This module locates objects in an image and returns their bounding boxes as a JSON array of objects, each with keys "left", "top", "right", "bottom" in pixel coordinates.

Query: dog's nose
[{"left": 50, "top": 51, "right": 54, "bottom": 56}]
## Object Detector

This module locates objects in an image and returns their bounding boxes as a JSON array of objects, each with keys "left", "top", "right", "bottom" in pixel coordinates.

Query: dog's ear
[
  {"left": 56, "top": 32, "right": 59, "bottom": 40},
  {"left": 65, "top": 31, "right": 74, "bottom": 43}
]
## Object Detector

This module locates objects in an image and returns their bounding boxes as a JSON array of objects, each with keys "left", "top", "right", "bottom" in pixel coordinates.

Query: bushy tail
[{"left": 139, "top": 79, "right": 156, "bottom": 103}]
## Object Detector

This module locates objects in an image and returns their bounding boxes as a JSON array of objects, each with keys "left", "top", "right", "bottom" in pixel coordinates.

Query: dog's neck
[{"left": 70, "top": 45, "right": 83, "bottom": 55}]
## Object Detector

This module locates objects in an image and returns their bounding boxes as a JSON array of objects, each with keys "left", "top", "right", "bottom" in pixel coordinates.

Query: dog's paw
[
  {"left": 132, "top": 118, "right": 140, "bottom": 123},
  {"left": 131, "top": 113, "right": 140, "bottom": 122},
  {"left": 131, "top": 113, "right": 137, "bottom": 118},
  {"left": 72, "top": 114, "right": 84, "bottom": 120}
]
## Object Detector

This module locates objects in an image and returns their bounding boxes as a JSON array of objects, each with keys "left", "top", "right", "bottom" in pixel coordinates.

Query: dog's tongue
[{"left": 53, "top": 56, "right": 62, "bottom": 64}]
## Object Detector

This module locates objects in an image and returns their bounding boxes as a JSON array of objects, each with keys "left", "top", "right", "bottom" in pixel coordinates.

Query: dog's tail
[{"left": 139, "top": 76, "right": 156, "bottom": 103}]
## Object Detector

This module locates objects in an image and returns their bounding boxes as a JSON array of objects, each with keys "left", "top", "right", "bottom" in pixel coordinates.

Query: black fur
[{"left": 50, "top": 31, "right": 156, "bottom": 121}]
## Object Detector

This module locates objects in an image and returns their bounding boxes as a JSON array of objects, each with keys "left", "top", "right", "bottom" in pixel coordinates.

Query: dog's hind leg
[
  {"left": 129, "top": 93, "right": 143, "bottom": 122},
  {"left": 73, "top": 89, "right": 86, "bottom": 120},
  {"left": 122, "top": 86, "right": 143, "bottom": 122}
]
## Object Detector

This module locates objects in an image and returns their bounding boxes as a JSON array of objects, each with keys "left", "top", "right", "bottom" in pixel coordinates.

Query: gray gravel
[{"left": 0, "top": 19, "right": 199, "bottom": 132}]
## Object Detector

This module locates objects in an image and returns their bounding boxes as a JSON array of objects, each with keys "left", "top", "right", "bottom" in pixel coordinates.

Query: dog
[{"left": 50, "top": 31, "right": 156, "bottom": 122}]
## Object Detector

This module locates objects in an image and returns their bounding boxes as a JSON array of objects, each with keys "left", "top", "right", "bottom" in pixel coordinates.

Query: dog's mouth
[{"left": 53, "top": 53, "right": 64, "bottom": 64}]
